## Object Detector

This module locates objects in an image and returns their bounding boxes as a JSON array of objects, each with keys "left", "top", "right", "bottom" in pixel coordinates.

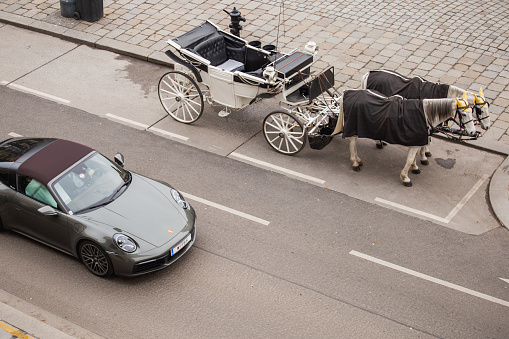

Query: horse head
[
  {"left": 456, "top": 92, "right": 477, "bottom": 137},
  {"left": 474, "top": 87, "right": 490, "bottom": 130}
]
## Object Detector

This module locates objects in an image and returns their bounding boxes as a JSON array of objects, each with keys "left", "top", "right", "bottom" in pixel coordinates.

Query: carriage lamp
[
  {"left": 263, "top": 66, "right": 277, "bottom": 83},
  {"left": 223, "top": 7, "right": 245, "bottom": 37},
  {"left": 113, "top": 234, "right": 137, "bottom": 253},
  {"left": 304, "top": 41, "right": 318, "bottom": 55}
]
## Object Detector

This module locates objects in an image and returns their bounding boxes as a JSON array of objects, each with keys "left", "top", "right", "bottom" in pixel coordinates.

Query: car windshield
[{"left": 51, "top": 152, "right": 130, "bottom": 213}]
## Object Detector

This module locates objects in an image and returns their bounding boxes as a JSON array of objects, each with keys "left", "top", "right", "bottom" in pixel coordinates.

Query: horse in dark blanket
[
  {"left": 361, "top": 69, "right": 490, "bottom": 129},
  {"left": 337, "top": 89, "right": 476, "bottom": 187},
  {"left": 360, "top": 69, "right": 490, "bottom": 163}
]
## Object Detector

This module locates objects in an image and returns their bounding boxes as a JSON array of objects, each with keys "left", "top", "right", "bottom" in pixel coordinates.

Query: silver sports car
[{"left": 0, "top": 137, "right": 196, "bottom": 277}]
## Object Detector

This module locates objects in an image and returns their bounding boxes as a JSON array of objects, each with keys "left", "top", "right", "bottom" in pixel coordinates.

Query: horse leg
[
  {"left": 347, "top": 136, "right": 363, "bottom": 171},
  {"left": 420, "top": 146, "right": 430, "bottom": 165},
  {"left": 401, "top": 147, "right": 420, "bottom": 187}
]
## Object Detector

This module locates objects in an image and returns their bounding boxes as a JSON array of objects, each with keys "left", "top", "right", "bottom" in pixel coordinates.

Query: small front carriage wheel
[
  {"left": 158, "top": 71, "right": 204, "bottom": 124},
  {"left": 79, "top": 241, "right": 113, "bottom": 277},
  {"left": 263, "top": 111, "right": 307, "bottom": 155}
]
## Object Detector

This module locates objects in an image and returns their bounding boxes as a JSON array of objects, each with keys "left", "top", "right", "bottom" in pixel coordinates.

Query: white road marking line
[
  {"left": 230, "top": 152, "right": 326, "bottom": 185},
  {"left": 8, "top": 132, "right": 23, "bottom": 137},
  {"left": 375, "top": 197, "right": 449, "bottom": 223},
  {"left": 444, "top": 174, "right": 489, "bottom": 221},
  {"left": 105, "top": 114, "right": 189, "bottom": 141},
  {"left": 2, "top": 81, "right": 70, "bottom": 104},
  {"left": 149, "top": 127, "right": 189, "bottom": 141},
  {"left": 105, "top": 113, "right": 149, "bottom": 128},
  {"left": 182, "top": 192, "right": 270, "bottom": 226},
  {"left": 350, "top": 250, "right": 509, "bottom": 308},
  {"left": 375, "top": 174, "right": 489, "bottom": 224},
  {"left": 501, "top": 278, "right": 509, "bottom": 284}
]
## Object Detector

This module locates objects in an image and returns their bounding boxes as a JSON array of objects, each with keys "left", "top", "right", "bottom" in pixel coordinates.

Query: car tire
[
  {"left": 79, "top": 241, "right": 114, "bottom": 277},
  {"left": 0, "top": 217, "right": 4, "bottom": 232}
]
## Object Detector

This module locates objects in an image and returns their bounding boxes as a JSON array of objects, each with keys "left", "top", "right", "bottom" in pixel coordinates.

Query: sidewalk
[
  {"left": 0, "top": 1, "right": 508, "bottom": 337},
  {"left": 0, "top": 289, "right": 103, "bottom": 339}
]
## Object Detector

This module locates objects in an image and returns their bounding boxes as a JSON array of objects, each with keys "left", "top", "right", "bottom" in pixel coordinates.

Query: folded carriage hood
[{"left": 79, "top": 173, "right": 189, "bottom": 247}]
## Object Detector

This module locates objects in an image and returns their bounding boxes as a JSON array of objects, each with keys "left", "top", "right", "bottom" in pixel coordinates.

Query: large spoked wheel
[
  {"left": 263, "top": 111, "right": 307, "bottom": 155},
  {"left": 79, "top": 241, "right": 113, "bottom": 277},
  {"left": 158, "top": 71, "right": 204, "bottom": 124}
]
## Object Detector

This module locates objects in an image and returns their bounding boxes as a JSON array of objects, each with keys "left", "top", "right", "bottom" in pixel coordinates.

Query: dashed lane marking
[
  {"left": 375, "top": 174, "right": 489, "bottom": 224},
  {"left": 105, "top": 114, "right": 188, "bottom": 141},
  {"left": 229, "top": 152, "right": 326, "bottom": 185},
  {"left": 350, "top": 250, "right": 509, "bottom": 308},
  {"left": 182, "top": 192, "right": 270, "bottom": 226},
  {"left": 1, "top": 81, "right": 70, "bottom": 104}
]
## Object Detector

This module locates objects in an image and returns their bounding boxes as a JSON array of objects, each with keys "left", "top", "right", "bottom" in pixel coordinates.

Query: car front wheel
[{"left": 79, "top": 241, "right": 113, "bottom": 277}]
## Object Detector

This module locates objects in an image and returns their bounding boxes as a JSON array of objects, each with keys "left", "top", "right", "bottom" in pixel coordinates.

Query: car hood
[{"left": 78, "top": 173, "right": 189, "bottom": 247}]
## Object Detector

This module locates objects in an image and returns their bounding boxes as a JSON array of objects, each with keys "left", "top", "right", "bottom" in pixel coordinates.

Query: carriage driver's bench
[{"left": 193, "top": 35, "right": 245, "bottom": 72}]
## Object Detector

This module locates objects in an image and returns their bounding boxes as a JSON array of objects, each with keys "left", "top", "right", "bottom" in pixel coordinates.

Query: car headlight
[
  {"left": 113, "top": 234, "right": 137, "bottom": 253},
  {"left": 171, "top": 189, "right": 189, "bottom": 209}
]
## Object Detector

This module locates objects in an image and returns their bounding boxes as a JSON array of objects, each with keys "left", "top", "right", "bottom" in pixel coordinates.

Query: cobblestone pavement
[{"left": 1, "top": 0, "right": 508, "bottom": 142}]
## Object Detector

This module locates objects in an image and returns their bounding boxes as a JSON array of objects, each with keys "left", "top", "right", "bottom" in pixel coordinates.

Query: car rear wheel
[
  {"left": 79, "top": 241, "right": 113, "bottom": 277},
  {"left": 0, "top": 217, "right": 4, "bottom": 232}
]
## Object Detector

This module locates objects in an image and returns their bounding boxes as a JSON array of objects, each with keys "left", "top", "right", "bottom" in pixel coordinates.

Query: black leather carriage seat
[{"left": 193, "top": 35, "right": 245, "bottom": 72}]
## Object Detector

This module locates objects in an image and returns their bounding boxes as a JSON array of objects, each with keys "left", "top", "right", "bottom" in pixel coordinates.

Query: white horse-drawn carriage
[
  {"left": 158, "top": 13, "right": 490, "bottom": 186},
  {"left": 158, "top": 19, "right": 337, "bottom": 155}
]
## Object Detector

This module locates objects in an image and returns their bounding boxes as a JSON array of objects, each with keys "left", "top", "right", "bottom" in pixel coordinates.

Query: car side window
[
  {"left": 17, "top": 175, "right": 58, "bottom": 208},
  {"left": 0, "top": 169, "right": 8, "bottom": 186}
]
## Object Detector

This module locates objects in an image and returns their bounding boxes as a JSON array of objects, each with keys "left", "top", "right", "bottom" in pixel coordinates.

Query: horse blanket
[
  {"left": 366, "top": 70, "right": 449, "bottom": 99},
  {"left": 342, "top": 89, "right": 428, "bottom": 146}
]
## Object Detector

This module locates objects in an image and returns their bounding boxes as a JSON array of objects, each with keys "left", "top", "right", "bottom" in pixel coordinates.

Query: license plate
[{"left": 171, "top": 234, "right": 192, "bottom": 256}]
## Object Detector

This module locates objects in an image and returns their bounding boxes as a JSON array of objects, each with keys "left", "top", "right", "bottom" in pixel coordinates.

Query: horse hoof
[
  {"left": 403, "top": 181, "right": 413, "bottom": 187},
  {"left": 425, "top": 152, "right": 432, "bottom": 157},
  {"left": 420, "top": 159, "right": 429, "bottom": 166},
  {"left": 353, "top": 166, "right": 361, "bottom": 172},
  {"left": 412, "top": 169, "right": 421, "bottom": 174}
]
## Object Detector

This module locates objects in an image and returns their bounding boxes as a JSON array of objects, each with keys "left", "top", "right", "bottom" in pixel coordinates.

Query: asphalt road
[{"left": 1, "top": 25, "right": 509, "bottom": 338}]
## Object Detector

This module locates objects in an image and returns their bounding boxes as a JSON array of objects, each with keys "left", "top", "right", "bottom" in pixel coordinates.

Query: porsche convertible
[{"left": 0, "top": 137, "right": 196, "bottom": 277}]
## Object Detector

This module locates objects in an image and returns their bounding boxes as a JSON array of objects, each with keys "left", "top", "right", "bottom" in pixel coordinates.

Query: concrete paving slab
[
  {"left": 0, "top": 25, "right": 76, "bottom": 83},
  {"left": 10, "top": 45, "right": 168, "bottom": 123},
  {"left": 150, "top": 97, "right": 280, "bottom": 156}
]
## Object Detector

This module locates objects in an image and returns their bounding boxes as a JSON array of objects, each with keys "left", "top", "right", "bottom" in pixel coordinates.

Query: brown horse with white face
[{"left": 334, "top": 90, "right": 476, "bottom": 187}]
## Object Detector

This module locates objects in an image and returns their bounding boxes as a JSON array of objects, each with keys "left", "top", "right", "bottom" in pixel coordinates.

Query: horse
[
  {"left": 361, "top": 69, "right": 490, "bottom": 164},
  {"left": 331, "top": 89, "right": 476, "bottom": 187},
  {"left": 361, "top": 69, "right": 490, "bottom": 129}
]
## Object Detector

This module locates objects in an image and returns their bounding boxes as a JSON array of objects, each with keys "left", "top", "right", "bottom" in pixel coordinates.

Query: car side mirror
[
  {"left": 38, "top": 206, "right": 57, "bottom": 216},
  {"left": 114, "top": 153, "right": 125, "bottom": 167}
]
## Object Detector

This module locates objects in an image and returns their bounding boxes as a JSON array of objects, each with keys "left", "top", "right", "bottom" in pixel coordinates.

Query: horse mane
[
  {"left": 422, "top": 98, "right": 456, "bottom": 126},
  {"left": 447, "top": 85, "right": 475, "bottom": 103}
]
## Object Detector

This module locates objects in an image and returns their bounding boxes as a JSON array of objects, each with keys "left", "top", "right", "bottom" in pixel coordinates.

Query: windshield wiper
[
  {"left": 111, "top": 170, "right": 132, "bottom": 199},
  {"left": 75, "top": 172, "right": 132, "bottom": 214},
  {"left": 74, "top": 200, "right": 114, "bottom": 214}
]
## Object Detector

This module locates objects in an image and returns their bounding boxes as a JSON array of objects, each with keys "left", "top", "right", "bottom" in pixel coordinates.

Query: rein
[
  {"left": 474, "top": 99, "right": 490, "bottom": 123},
  {"left": 428, "top": 106, "right": 479, "bottom": 140}
]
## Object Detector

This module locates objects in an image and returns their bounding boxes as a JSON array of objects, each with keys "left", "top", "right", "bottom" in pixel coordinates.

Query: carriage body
[
  {"left": 159, "top": 20, "right": 340, "bottom": 154},
  {"left": 165, "top": 21, "right": 322, "bottom": 108}
]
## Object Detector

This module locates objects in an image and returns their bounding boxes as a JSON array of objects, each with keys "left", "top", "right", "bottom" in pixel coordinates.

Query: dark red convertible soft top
[{"left": 18, "top": 139, "right": 93, "bottom": 185}]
